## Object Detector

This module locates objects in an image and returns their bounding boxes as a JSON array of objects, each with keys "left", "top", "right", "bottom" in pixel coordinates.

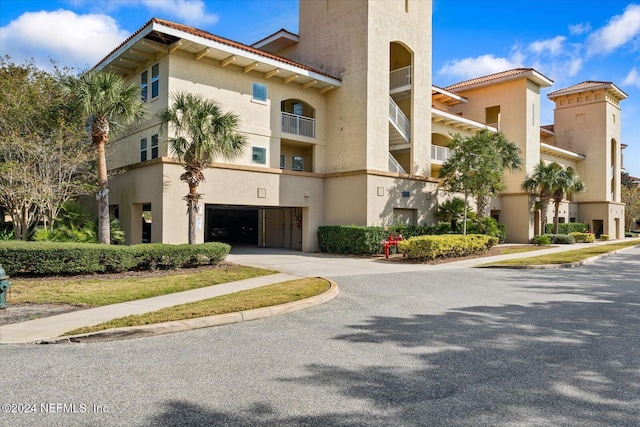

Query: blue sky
[{"left": 1, "top": 0, "right": 639, "bottom": 177}]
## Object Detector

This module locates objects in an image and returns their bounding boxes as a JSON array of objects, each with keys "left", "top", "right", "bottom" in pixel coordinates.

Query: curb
[
  {"left": 35, "top": 278, "right": 339, "bottom": 344},
  {"left": 476, "top": 243, "right": 640, "bottom": 269}
]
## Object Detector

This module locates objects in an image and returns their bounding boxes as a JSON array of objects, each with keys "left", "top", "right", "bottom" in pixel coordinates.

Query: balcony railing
[
  {"left": 281, "top": 112, "right": 315, "bottom": 138},
  {"left": 431, "top": 145, "right": 452, "bottom": 163},
  {"left": 389, "top": 152, "right": 406, "bottom": 174},
  {"left": 390, "top": 65, "right": 411, "bottom": 91},
  {"left": 389, "top": 97, "right": 410, "bottom": 143}
]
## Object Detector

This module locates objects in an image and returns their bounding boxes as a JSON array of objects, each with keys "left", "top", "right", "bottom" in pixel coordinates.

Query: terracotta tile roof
[
  {"left": 547, "top": 81, "right": 627, "bottom": 98},
  {"left": 540, "top": 124, "right": 555, "bottom": 133},
  {"left": 95, "top": 18, "right": 340, "bottom": 81},
  {"left": 444, "top": 68, "right": 550, "bottom": 91}
]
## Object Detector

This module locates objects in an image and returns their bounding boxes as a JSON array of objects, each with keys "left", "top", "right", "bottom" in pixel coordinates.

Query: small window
[
  {"left": 280, "top": 154, "right": 285, "bottom": 169},
  {"left": 292, "top": 102, "right": 303, "bottom": 116},
  {"left": 151, "top": 63, "right": 159, "bottom": 99},
  {"left": 151, "top": 134, "right": 159, "bottom": 159},
  {"left": 292, "top": 156, "right": 303, "bottom": 171},
  {"left": 252, "top": 82, "right": 267, "bottom": 103},
  {"left": 140, "top": 71, "right": 148, "bottom": 102},
  {"left": 140, "top": 138, "right": 148, "bottom": 162},
  {"left": 252, "top": 147, "right": 266, "bottom": 164}
]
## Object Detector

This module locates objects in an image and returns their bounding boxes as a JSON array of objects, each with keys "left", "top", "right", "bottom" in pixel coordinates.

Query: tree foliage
[
  {"left": 438, "top": 129, "right": 522, "bottom": 219},
  {"left": 622, "top": 185, "right": 640, "bottom": 231},
  {"left": 0, "top": 57, "right": 95, "bottom": 240},
  {"left": 521, "top": 161, "right": 562, "bottom": 234},
  {"left": 62, "top": 70, "right": 148, "bottom": 244},
  {"left": 159, "top": 92, "right": 246, "bottom": 244}
]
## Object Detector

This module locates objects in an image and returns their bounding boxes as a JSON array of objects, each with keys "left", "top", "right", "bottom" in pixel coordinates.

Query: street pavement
[{"left": 1, "top": 244, "right": 639, "bottom": 426}]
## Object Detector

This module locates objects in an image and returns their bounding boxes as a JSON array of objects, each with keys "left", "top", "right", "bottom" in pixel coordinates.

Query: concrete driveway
[{"left": 2, "top": 246, "right": 639, "bottom": 426}]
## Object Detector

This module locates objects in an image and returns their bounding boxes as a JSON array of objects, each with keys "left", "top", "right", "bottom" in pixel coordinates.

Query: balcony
[
  {"left": 281, "top": 112, "right": 315, "bottom": 138},
  {"left": 431, "top": 145, "right": 452, "bottom": 163},
  {"left": 390, "top": 65, "right": 411, "bottom": 94}
]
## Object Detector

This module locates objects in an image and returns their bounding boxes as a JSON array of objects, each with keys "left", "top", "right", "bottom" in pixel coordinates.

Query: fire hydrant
[
  {"left": 0, "top": 265, "right": 10, "bottom": 309},
  {"left": 381, "top": 234, "right": 403, "bottom": 258}
]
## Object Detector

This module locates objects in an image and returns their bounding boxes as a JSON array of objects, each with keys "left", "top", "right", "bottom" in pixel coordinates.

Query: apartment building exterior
[{"left": 95, "top": 0, "right": 625, "bottom": 249}]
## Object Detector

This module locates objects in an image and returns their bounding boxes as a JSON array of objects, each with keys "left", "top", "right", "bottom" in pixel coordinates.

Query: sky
[{"left": 0, "top": 0, "right": 639, "bottom": 178}]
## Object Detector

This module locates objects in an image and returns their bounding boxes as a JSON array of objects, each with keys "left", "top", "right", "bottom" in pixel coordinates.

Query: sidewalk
[{"left": 2, "top": 238, "right": 638, "bottom": 344}]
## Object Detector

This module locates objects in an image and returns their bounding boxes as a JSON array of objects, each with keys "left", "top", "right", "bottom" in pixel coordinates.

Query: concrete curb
[
  {"left": 476, "top": 243, "right": 640, "bottom": 269},
  {"left": 35, "top": 278, "right": 339, "bottom": 344}
]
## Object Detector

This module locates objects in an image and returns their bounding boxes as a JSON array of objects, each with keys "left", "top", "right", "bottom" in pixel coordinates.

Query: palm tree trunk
[
  {"left": 540, "top": 199, "right": 549, "bottom": 235},
  {"left": 187, "top": 182, "right": 198, "bottom": 245},
  {"left": 553, "top": 201, "right": 560, "bottom": 234},
  {"left": 95, "top": 135, "right": 111, "bottom": 245}
]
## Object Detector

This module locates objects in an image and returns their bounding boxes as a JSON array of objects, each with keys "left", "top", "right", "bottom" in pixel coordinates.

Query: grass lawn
[
  {"left": 498, "top": 246, "right": 549, "bottom": 255},
  {"left": 9, "top": 265, "right": 276, "bottom": 307},
  {"left": 66, "top": 277, "right": 330, "bottom": 335},
  {"left": 479, "top": 240, "right": 640, "bottom": 267}
]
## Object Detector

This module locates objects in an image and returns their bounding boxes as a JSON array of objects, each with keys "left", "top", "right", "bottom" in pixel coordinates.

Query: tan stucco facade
[{"left": 96, "top": 0, "right": 626, "bottom": 249}]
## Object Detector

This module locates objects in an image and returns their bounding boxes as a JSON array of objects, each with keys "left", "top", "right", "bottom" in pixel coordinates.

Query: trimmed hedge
[
  {"left": 0, "top": 241, "right": 230, "bottom": 276},
  {"left": 545, "top": 222, "right": 588, "bottom": 234},
  {"left": 568, "top": 232, "right": 595, "bottom": 243},
  {"left": 544, "top": 234, "right": 576, "bottom": 244},
  {"left": 532, "top": 235, "right": 551, "bottom": 245},
  {"left": 397, "top": 234, "right": 498, "bottom": 260},
  {"left": 600, "top": 234, "right": 610, "bottom": 241}
]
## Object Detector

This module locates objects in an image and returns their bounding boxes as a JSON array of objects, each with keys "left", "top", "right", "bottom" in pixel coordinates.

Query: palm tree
[
  {"left": 521, "top": 161, "right": 561, "bottom": 234},
  {"left": 159, "top": 92, "right": 246, "bottom": 244},
  {"left": 62, "top": 71, "right": 148, "bottom": 244},
  {"left": 550, "top": 167, "right": 585, "bottom": 234},
  {"left": 436, "top": 197, "right": 469, "bottom": 232}
]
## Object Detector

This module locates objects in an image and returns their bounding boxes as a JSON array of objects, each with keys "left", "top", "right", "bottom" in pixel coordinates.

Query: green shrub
[
  {"left": 600, "top": 234, "right": 610, "bottom": 241},
  {"left": 397, "top": 234, "right": 497, "bottom": 260},
  {"left": 0, "top": 241, "right": 230, "bottom": 276},
  {"left": 532, "top": 235, "right": 551, "bottom": 245},
  {"left": 626, "top": 233, "right": 633, "bottom": 238},
  {"left": 545, "top": 234, "right": 576, "bottom": 244},
  {"left": 467, "top": 217, "right": 506, "bottom": 243},
  {"left": 544, "top": 222, "right": 589, "bottom": 234},
  {"left": 568, "top": 232, "right": 595, "bottom": 243}
]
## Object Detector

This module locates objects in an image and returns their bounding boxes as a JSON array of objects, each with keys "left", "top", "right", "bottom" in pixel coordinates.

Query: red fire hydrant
[{"left": 381, "top": 234, "right": 403, "bottom": 258}]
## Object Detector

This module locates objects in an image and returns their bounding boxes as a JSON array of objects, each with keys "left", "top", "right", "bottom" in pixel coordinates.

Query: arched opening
[
  {"left": 610, "top": 138, "right": 617, "bottom": 201},
  {"left": 281, "top": 99, "right": 315, "bottom": 138},
  {"left": 389, "top": 41, "right": 413, "bottom": 173}
]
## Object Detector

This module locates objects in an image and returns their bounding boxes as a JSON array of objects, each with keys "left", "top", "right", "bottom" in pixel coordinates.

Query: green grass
[
  {"left": 498, "top": 246, "right": 549, "bottom": 255},
  {"left": 66, "top": 278, "right": 331, "bottom": 335},
  {"left": 9, "top": 265, "right": 276, "bottom": 307},
  {"left": 480, "top": 240, "right": 640, "bottom": 267}
]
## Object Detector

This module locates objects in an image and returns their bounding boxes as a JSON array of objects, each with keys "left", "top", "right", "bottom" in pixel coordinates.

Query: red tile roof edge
[
  {"left": 444, "top": 68, "right": 551, "bottom": 91},
  {"left": 94, "top": 18, "right": 340, "bottom": 81}
]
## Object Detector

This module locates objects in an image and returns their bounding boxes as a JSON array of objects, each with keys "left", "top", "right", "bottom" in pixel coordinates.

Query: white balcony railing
[
  {"left": 389, "top": 152, "right": 406, "bottom": 174},
  {"left": 431, "top": 145, "right": 452, "bottom": 163},
  {"left": 281, "top": 112, "right": 315, "bottom": 138},
  {"left": 389, "top": 97, "right": 410, "bottom": 143},
  {"left": 390, "top": 65, "right": 411, "bottom": 91}
]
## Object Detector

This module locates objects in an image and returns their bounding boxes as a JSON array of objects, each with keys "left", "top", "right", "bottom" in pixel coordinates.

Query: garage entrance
[{"left": 205, "top": 205, "right": 302, "bottom": 250}]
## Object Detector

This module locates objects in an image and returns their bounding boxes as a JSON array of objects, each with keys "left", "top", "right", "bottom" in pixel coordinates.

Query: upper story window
[
  {"left": 140, "top": 134, "right": 159, "bottom": 161},
  {"left": 151, "top": 63, "right": 159, "bottom": 99},
  {"left": 140, "top": 71, "right": 148, "bottom": 102},
  {"left": 151, "top": 134, "right": 159, "bottom": 159},
  {"left": 252, "top": 147, "right": 266, "bottom": 164},
  {"left": 292, "top": 156, "right": 304, "bottom": 171},
  {"left": 252, "top": 82, "right": 267, "bottom": 103},
  {"left": 140, "top": 138, "right": 148, "bottom": 162}
]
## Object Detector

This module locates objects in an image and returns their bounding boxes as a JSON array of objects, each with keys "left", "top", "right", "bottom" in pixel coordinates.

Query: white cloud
[
  {"left": 528, "top": 36, "right": 566, "bottom": 55},
  {"left": 623, "top": 67, "right": 640, "bottom": 88},
  {"left": 140, "top": 0, "right": 218, "bottom": 26},
  {"left": 586, "top": 4, "right": 640, "bottom": 55},
  {"left": 0, "top": 10, "right": 129, "bottom": 71},
  {"left": 568, "top": 22, "right": 591, "bottom": 35},
  {"left": 438, "top": 54, "right": 522, "bottom": 81}
]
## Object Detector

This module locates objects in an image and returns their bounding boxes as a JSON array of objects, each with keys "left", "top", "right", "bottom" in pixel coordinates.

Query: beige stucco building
[{"left": 95, "top": 0, "right": 626, "bottom": 249}]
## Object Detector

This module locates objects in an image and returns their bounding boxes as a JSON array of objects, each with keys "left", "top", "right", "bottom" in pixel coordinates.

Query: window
[
  {"left": 292, "top": 156, "right": 304, "bottom": 171},
  {"left": 252, "top": 147, "right": 266, "bottom": 164},
  {"left": 140, "top": 138, "right": 148, "bottom": 162},
  {"left": 140, "top": 71, "right": 148, "bottom": 102},
  {"left": 252, "top": 82, "right": 267, "bottom": 103},
  {"left": 151, "top": 63, "right": 159, "bottom": 99},
  {"left": 280, "top": 154, "right": 285, "bottom": 169},
  {"left": 151, "top": 134, "right": 159, "bottom": 159},
  {"left": 292, "top": 102, "right": 303, "bottom": 116}
]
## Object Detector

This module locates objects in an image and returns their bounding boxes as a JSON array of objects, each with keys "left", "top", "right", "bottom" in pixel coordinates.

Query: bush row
[
  {"left": 397, "top": 234, "right": 498, "bottom": 261},
  {"left": 0, "top": 241, "right": 230, "bottom": 276},
  {"left": 568, "top": 232, "right": 595, "bottom": 243},
  {"left": 317, "top": 219, "right": 505, "bottom": 256},
  {"left": 544, "top": 223, "right": 589, "bottom": 234},
  {"left": 533, "top": 234, "right": 576, "bottom": 245}
]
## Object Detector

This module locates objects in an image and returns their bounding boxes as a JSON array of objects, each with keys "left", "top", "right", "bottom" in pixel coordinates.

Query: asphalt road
[{"left": 2, "top": 248, "right": 640, "bottom": 426}]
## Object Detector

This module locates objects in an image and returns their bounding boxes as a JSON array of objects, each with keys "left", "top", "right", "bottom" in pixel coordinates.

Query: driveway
[{"left": 2, "top": 247, "right": 639, "bottom": 426}]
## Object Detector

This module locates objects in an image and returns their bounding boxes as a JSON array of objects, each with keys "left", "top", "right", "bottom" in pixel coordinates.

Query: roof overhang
[
  {"left": 450, "top": 69, "right": 553, "bottom": 93},
  {"left": 95, "top": 19, "right": 340, "bottom": 91},
  {"left": 252, "top": 29, "right": 299, "bottom": 53},
  {"left": 432, "top": 85, "right": 467, "bottom": 106},
  {"left": 431, "top": 108, "right": 497, "bottom": 133},
  {"left": 540, "top": 142, "right": 585, "bottom": 160},
  {"left": 547, "top": 82, "right": 627, "bottom": 102}
]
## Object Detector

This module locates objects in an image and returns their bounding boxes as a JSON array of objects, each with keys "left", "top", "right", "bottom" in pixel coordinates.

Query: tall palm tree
[
  {"left": 550, "top": 167, "right": 585, "bottom": 234},
  {"left": 62, "top": 71, "right": 148, "bottom": 244},
  {"left": 521, "top": 161, "right": 561, "bottom": 234},
  {"left": 159, "top": 92, "right": 246, "bottom": 244}
]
